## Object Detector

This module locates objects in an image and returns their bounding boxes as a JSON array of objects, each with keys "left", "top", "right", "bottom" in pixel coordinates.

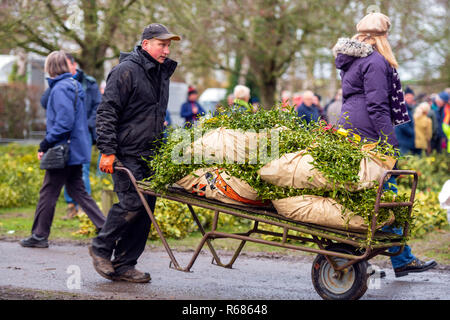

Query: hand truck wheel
[{"left": 311, "top": 243, "right": 368, "bottom": 300}]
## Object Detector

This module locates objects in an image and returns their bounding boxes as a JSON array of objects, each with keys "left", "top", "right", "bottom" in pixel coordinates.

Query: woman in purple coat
[{"left": 332, "top": 11, "right": 436, "bottom": 277}]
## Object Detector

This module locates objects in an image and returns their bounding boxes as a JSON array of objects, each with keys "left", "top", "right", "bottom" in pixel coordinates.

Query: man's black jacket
[{"left": 96, "top": 45, "right": 177, "bottom": 158}]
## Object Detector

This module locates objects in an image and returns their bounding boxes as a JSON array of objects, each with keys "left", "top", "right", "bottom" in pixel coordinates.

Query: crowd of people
[
  {"left": 177, "top": 80, "right": 450, "bottom": 158},
  {"left": 17, "top": 12, "right": 446, "bottom": 284},
  {"left": 277, "top": 86, "right": 450, "bottom": 156}
]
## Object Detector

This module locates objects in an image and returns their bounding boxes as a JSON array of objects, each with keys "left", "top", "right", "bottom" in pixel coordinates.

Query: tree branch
[
  {"left": 44, "top": 0, "right": 85, "bottom": 49},
  {"left": 19, "top": 21, "right": 58, "bottom": 53}
]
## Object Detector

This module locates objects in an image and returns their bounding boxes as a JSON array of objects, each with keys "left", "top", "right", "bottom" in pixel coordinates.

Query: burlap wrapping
[
  {"left": 258, "top": 151, "right": 331, "bottom": 189},
  {"left": 259, "top": 145, "right": 396, "bottom": 191},
  {"left": 272, "top": 195, "right": 394, "bottom": 232},
  {"left": 175, "top": 168, "right": 267, "bottom": 206},
  {"left": 184, "top": 127, "right": 286, "bottom": 165}
]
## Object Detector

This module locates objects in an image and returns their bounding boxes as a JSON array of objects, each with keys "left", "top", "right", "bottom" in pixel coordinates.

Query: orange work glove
[{"left": 99, "top": 154, "right": 116, "bottom": 174}]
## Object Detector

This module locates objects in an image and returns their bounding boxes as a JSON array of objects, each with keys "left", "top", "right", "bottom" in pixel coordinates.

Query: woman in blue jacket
[{"left": 20, "top": 51, "right": 105, "bottom": 248}]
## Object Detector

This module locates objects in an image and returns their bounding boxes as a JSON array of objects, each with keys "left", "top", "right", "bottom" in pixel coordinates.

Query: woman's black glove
[{"left": 38, "top": 139, "right": 51, "bottom": 153}]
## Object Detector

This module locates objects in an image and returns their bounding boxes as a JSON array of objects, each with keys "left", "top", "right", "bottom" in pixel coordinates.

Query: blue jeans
[
  {"left": 381, "top": 176, "right": 416, "bottom": 269},
  {"left": 64, "top": 162, "right": 91, "bottom": 206}
]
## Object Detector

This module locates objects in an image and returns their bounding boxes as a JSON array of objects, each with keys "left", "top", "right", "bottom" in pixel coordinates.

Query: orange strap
[
  {"left": 444, "top": 104, "right": 450, "bottom": 125},
  {"left": 214, "top": 170, "right": 268, "bottom": 206}
]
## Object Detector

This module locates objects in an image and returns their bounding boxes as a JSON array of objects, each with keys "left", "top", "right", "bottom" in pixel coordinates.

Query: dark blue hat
[
  {"left": 438, "top": 91, "right": 449, "bottom": 103},
  {"left": 404, "top": 86, "right": 414, "bottom": 95}
]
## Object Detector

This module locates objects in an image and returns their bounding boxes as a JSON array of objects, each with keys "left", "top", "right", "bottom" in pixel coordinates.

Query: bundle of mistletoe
[{"left": 146, "top": 105, "right": 412, "bottom": 237}]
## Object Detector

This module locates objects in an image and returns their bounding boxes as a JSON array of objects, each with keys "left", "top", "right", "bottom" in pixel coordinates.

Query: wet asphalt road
[{"left": 0, "top": 241, "right": 449, "bottom": 300}]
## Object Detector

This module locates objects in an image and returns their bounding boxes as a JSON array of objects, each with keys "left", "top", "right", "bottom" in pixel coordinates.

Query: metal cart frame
[{"left": 115, "top": 166, "right": 418, "bottom": 299}]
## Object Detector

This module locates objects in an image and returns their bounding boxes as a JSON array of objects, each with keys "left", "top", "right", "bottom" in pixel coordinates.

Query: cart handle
[{"left": 372, "top": 170, "right": 418, "bottom": 242}]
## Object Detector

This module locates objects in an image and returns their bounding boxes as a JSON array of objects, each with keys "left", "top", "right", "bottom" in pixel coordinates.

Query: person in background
[
  {"left": 323, "top": 89, "right": 340, "bottom": 119},
  {"left": 99, "top": 81, "right": 106, "bottom": 95},
  {"left": 413, "top": 102, "right": 433, "bottom": 155},
  {"left": 442, "top": 93, "right": 450, "bottom": 153},
  {"left": 395, "top": 86, "right": 419, "bottom": 156},
  {"left": 281, "top": 90, "right": 292, "bottom": 109},
  {"left": 162, "top": 109, "right": 172, "bottom": 140},
  {"left": 164, "top": 110, "right": 172, "bottom": 128},
  {"left": 332, "top": 11, "right": 436, "bottom": 277},
  {"left": 415, "top": 92, "right": 427, "bottom": 104},
  {"left": 180, "top": 86, "right": 205, "bottom": 128},
  {"left": 297, "top": 90, "right": 320, "bottom": 124},
  {"left": 292, "top": 92, "right": 303, "bottom": 111},
  {"left": 232, "top": 84, "right": 252, "bottom": 112},
  {"left": 40, "top": 53, "right": 102, "bottom": 220},
  {"left": 96, "top": 81, "right": 107, "bottom": 177},
  {"left": 326, "top": 88, "right": 343, "bottom": 126},
  {"left": 313, "top": 93, "right": 325, "bottom": 120},
  {"left": 430, "top": 91, "right": 449, "bottom": 153},
  {"left": 20, "top": 51, "right": 105, "bottom": 248},
  {"left": 227, "top": 93, "right": 235, "bottom": 106},
  {"left": 249, "top": 97, "right": 260, "bottom": 113}
]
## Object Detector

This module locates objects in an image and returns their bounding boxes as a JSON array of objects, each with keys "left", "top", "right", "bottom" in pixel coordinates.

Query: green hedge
[{"left": 396, "top": 152, "right": 449, "bottom": 238}]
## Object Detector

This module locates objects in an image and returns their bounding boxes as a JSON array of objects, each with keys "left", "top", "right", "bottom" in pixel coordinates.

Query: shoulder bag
[{"left": 40, "top": 79, "right": 78, "bottom": 170}]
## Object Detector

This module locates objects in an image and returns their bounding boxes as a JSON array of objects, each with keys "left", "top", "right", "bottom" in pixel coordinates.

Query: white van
[{"left": 198, "top": 88, "right": 227, "bottom": 116}]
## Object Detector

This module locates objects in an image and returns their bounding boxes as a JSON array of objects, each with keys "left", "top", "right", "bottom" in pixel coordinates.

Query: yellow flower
[
  {"left": 337, "top": 128, "right": 348, "bottom": 137},
  {"left": 352, "top": 133, "right": 361, "bottom": 143},
  {"left": 27, "top": 167, "right": 33, "bottom": 172}
]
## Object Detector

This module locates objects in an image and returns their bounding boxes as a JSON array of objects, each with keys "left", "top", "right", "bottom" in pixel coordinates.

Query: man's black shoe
[
  {"left": 394, "top": 258, "right": 437, "bottom": 277},
  {"left": 19, "top": 235, "right": 49, "bottom": 248}
]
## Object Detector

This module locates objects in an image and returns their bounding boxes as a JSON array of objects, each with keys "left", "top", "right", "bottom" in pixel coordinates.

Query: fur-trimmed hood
[
  {"left": 332, "top": 38, "right": 374, "bottom": 58},
  {"left": 333, "top": 38, "right": 374, "bottom": 71}
]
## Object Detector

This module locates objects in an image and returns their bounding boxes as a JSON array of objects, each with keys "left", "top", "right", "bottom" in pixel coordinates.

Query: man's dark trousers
[
  {"left": 92, "top": 156, "right": 156, "bottom": 275},
  {"left": 32, "top": 165, "right": 105, "bottom": 238}
]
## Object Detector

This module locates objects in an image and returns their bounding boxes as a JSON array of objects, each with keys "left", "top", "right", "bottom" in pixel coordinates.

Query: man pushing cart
[{"left": 89, "top": 23, "right": 180, "bottom": 283}]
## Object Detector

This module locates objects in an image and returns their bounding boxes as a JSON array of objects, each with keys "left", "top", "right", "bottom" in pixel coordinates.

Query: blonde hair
[
  {"left": 414, "top": 102, "right": 431, "bottom": 119},
  {"left": 45, "top": 50, "right": 70, "bottom": 78},
  {"left": 352, "top": 33, "right": 398, "bottom": 69}
]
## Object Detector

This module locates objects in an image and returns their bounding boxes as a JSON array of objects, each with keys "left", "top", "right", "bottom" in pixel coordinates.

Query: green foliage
[
  {"left": 147, "top": 105, "right": 408, "bottom": 242},
  {"left": 409, "top": 189, "right": 448, "bottom": 238},
  {"left": 149, "top": 199, "right": 249, "bottom": 240},
  {"left": 1, "top": 138, "right": 447, "bottom": 242},
  {"left": 8, "top": 62, "right": 27, "bottom": 84},
  {"left": 397, "top": 151, "right": 450, "bottom": 193},
  {"left": 72, "top": 211, "right": 98, "bottom": 237},
  {"left": 0, "top": 143, "right": 44, "bottom": 208},
  {"left": 0, "top": 143, "right": 110, "bottom": 209},
  {"left": 397, "top": 152, "right": 449, "bottom": 238}
]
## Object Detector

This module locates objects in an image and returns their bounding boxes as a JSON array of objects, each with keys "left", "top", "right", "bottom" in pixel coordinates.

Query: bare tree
[
  {"left": 0, "top": 0, "right": 148, "bottom": 81},
  {"left": 165, "top": 0, "right": 349, "bottom": 108}
]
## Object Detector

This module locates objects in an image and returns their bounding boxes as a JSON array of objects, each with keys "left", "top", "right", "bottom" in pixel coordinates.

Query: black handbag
[
  {"left": 40, "top": 143, "right": 70, "bottom": 170},
  {"left": 40, "top": 79, "right": 78, "bottom": 170}
]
